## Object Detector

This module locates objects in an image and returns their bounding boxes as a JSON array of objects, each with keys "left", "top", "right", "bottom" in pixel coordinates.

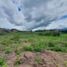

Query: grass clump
[
  {"left": 4, "top": 47, "right": 12, "bottom": 54},
  {"left": 64, "top": 61, "right": 67, "bottom": 67},
  {"left": 23, "top": 42, "right": 47, "bottom": 52},
  {"left": 14, "top": 57, "right": 24, "bottom": 66},
  {"left": 23, "top": 41, "right": 67, "bottom": 52},
  {"left": 15, "top": 48, "right": 23, "bottom": 55},
  {"left": 0, "top": 57, "right": 5, "bottom": 66},
  {"left": 0, "top": 57, "right": 7, "bottom": 67},
  {"left": 23, "top": 45, "right": 33, "bottom": 51},
  {"left": 35, "top": 55, "right": 42, "bottom": 64},
  {"left": 15, "top": 59, "right": 22, "bottom": 65}
]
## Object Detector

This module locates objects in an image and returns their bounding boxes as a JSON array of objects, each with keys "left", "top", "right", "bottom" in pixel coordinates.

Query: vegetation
[
  {"left": 15, "top": 58, "right": 23, "bottom": 65},
  {"left": 0, "top": 57, "right": 7, "bottom": 67},
  {"left": 0, "top": 30, "right": 67, "bottom": 53},
  {"left": 35, "top": 55, "right": 42, "bottom": 64},
  {"left": 38, "top": 30, "right": 61, "bottom": 36},
  {"left": 0, "top": 30, "right": 67, "bottom": 66}
]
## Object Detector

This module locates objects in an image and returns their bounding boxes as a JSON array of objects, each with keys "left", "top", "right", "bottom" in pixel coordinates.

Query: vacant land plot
[{"left": 0, "top": 31, "right": 67, "bottom": 67}]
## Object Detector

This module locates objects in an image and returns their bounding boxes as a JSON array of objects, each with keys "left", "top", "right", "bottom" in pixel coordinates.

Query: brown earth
[{"left": 4, "top": 50, "right": 67, "bottom": 67}]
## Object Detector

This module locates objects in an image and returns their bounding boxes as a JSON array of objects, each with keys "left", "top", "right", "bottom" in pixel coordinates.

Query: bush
[
  {"left": 51, "top": 30, "right": 61, "bottom": 36},
  {"left": 15, "top": 60, "right": 22, "bottom": 65},
  {"left": 0, "top": 57, "right": 5, "bottom": 66},
  {"left": 38, "top": 30, "right": 61, "bottom": 36},
  {"left": 23, "top": 45, "right": 33, "bottom": 51},
  {"left": 0, "top": 32, "right": 6, "bottom": 35},
  {"left": 50, "top": 46, "right": 66, "bottom": 52},
  {"left": 4, "top": 47, "right": 12, "bottom": 54},
  {"left": 48, "top": 42, "right": 55, "bottom": 47},
  {"left": 14, "top": 58, "right": 24, "bottom": 65}
]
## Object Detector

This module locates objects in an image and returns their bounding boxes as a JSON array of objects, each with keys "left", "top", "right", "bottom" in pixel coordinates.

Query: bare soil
[{"left": 4, "top": 50, "right": 67, "bottom": 67}]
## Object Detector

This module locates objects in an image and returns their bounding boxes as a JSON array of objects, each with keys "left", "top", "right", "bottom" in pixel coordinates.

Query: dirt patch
[{"left": 5, "top": 50, "right": 67, "bottom": 67}]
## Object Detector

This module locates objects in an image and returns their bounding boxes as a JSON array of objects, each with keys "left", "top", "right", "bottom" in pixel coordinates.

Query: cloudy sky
[{"left": 0, "top": 0, "right": 67, "bottom": 31}]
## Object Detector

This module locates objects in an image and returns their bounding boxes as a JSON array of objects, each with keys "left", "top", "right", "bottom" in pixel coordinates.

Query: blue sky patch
[{"left": 60, "top": 15, "right": 67, "bottom": 19}]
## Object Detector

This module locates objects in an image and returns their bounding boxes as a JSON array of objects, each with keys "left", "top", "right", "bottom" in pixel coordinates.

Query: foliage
[
  {"left": 38, "top": 30, "right": 61, "bottom": 36},
  {"left": 0, "top": 30, "right": 67, "bottom": 53},
  {"left": 0, "top": 57, "right": 7, "bottom": 67}
]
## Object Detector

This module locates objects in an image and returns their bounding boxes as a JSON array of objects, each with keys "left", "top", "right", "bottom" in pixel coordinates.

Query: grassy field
[
  {"left": 0, "top": 31, "right": 67, "bottom": 53},
  {"left": 0, "top": 32, "right": 67, "bottom": 53},
  {"left": 0, "top": 31, "right": 67, "bottom": 67}
]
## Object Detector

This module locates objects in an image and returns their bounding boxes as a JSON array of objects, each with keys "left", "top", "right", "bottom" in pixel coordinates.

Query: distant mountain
[
  {"left": 0, "top": 28, "right": 9, "bottom": 33},
  {"left": 0, "top": 28, "right": 20, "bottom": 33}
]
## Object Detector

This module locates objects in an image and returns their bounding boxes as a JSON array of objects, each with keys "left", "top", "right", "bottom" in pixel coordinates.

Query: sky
[{"left": 0, "top": 0, "right": 67, "bottom": 31}]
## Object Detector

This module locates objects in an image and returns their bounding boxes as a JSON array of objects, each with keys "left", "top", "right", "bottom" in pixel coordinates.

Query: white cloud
[{"left": 0, "top": 0, "right": 67, "bottom": 31}]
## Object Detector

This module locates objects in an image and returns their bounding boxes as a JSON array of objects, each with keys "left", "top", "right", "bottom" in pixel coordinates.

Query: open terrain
[{"left": 0, "top": 30, "right": 67, "bottom": 67}]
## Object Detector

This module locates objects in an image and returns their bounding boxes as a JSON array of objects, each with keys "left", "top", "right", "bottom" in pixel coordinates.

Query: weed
[{"left": 35, "top": 55, "right": 42, "bottom": 64}]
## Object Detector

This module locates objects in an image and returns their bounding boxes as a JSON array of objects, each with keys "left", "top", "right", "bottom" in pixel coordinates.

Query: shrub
[
  {"left": 49, "top": 45, "right": 66, "bottom": 52},
  {"left": 38, "top": 30, "right": 61, "bottom": 36},
  {"left": 0, "top": 33, "right": 5, "bottom": 35},
  {"left": 15, "top": 48, "right": 23, "bottom": 55},
  {"left": 51, "top": 30, "right": 61, "bottom": 36},
  {"left": 48, "top": 42, "right": 55, "bottom": 47},
  {"left": 32, "top": 43, "right": 45, "bottom": 52},
  {"left": 64, "top": 61, "right": 67, "bottom": 67},
  {"left": 14, "top": 58, "right": 24, "bottom": 65},
  {"left": 23, "top": 45, "right": 33, "bottom": 51},
  {"left": 15, "top": 60, "right": 21, "bottom": 65},
  {"left": 0, "top": 57, "right": 6, "bottom": 67},
  {"left": 4, "top": 47, "right": 12, "bottom": 54}
]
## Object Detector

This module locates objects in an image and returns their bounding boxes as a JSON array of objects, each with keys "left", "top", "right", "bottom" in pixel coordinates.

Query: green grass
[
  {"left": 0, "top": 31, "right": 67, "bottom": 53},
  {"left": 0, "top": 57, "right": 7, "bottom": 67},
  {"left": 35, "top": 55, "right": 42, "bottom": 64}
]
